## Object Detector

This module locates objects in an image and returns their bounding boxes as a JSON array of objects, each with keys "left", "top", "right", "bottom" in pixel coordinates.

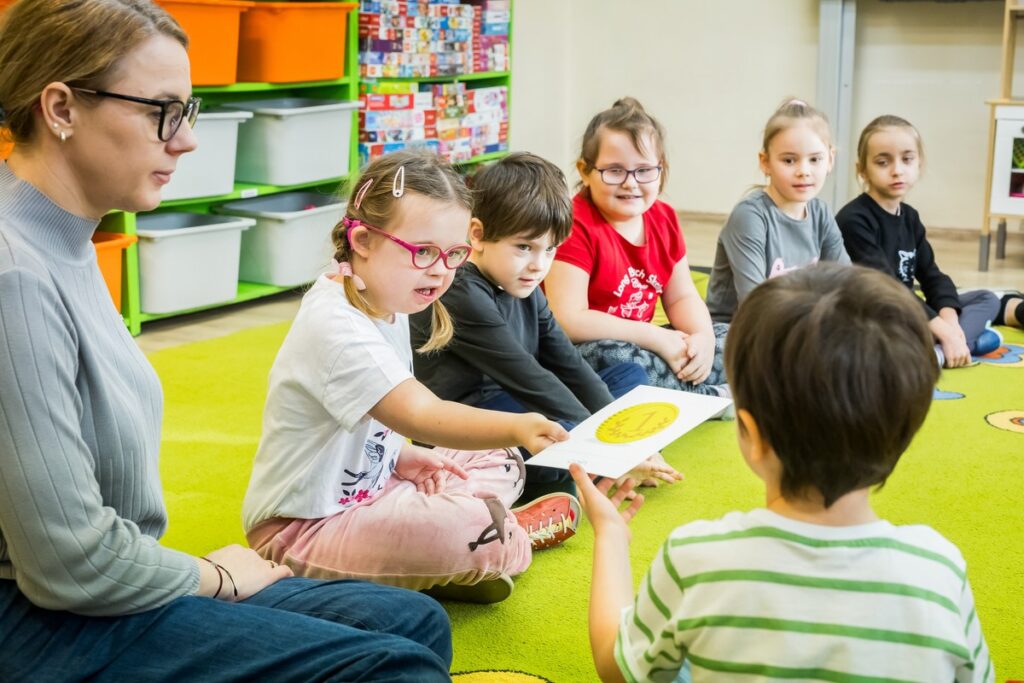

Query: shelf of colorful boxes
[{"left": 357, "top": 0, "right": 512, "bottom": 167}]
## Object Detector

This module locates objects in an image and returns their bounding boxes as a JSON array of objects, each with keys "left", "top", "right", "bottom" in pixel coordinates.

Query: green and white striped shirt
[{"left": 616, "top": 509, "right": 993, "bottom": 683}]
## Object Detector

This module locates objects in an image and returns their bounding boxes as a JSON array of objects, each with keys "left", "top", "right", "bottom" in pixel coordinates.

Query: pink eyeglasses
[{"left": 343, "top": 217, "right": 471, "bottom": 270}]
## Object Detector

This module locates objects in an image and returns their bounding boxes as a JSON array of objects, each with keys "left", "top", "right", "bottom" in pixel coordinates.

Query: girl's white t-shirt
[{"left": 242, "top": 275, "right": 413, "bottom": 531}]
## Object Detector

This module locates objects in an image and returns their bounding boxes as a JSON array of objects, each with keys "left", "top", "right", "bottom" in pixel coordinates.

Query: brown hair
[
  {"left": 577, "top": 97, "right": 669, "bottom": 193},
  {"left": 855, "top": 114, "right": 923, "bottom": 183},
  {"left": 471, "top": 152, "right": 572, "bottom": 244},
  {"left": 724, "top": 262, "right": 937, "bottom": 507},
  {"left": 331, "top": 149, "right": 473, "bottom": 353},
  {"left": 0, "top": 0, "right": 187, "bottom": 144},
  {"left": 761, "top": 98, "right": 833, "bottom": 157}
]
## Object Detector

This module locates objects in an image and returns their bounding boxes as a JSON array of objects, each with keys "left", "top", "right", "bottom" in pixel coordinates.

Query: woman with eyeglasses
[
  {"left": 0, "top": 1, "right": 451, "bottom": 680},
  {"left": 544, "top": 98, "right": 731, "bottom": 399}
]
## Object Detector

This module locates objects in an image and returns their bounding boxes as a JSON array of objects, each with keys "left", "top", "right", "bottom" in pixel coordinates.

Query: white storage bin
[
  {"left": 136, "top": 212, "right": 255, "bottom": 314},
  {"left": 224, "top": 98, "right": 359, "bottom": 186},
  {"left": 990, "top": 105, "right": 1024, "bottom": 216},
  {"left": 214, "top": 191, "right": 345, "bottom": 287},
  {"left": 161, "top": 109, "right": 253, "bottom": 202}
]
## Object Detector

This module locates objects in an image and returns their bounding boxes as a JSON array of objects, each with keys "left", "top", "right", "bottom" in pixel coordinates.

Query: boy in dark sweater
[{"left": 410, "top": 153, "right": 679, "bottom": 499}]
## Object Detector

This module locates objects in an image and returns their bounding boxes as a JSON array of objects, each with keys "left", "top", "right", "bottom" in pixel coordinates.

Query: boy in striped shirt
[{"left": 570, "top": 263, "right": 993, "bottom": 682}]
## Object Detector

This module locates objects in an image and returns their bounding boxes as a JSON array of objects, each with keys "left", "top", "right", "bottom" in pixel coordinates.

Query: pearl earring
[
  {"left": 52, "top": 123, "right": 59, "bottom": 129},
  {"left": 59, "top": 130, "right": 66, "bottom": 143}
]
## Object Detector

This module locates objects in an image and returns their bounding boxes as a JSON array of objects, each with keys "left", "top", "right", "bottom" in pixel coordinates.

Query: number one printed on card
[
  {"left": 526, "top": 387, "right": 733, "bottom": 478},
  {"left": 595, "top": 403, "right": 679, "bottom": 444}
]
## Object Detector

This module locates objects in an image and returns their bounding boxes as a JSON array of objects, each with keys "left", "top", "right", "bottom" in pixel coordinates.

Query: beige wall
[
  {"left": 850, "top": 0, "right": 1004, "bottom": 229},
  {"left": 511, "top": 0, "right": 1006, "bottom": 230}
]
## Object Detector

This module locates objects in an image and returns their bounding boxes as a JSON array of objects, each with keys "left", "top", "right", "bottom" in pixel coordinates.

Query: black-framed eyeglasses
[
  {"left": 593, "top": 166, "right": 662, "bottom": 185},
  {"left": 70, "top": 87, "right": 201, "bottom": 142}
]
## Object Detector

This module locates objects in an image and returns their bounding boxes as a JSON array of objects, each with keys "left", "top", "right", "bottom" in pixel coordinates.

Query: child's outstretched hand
[
  {"left": 515, "top": 412, "right": 569, "bottom": 455},
  {"left": 569, "top": 463, "right": 644, "bottom": 541},
  {"left": 396, "top": 444, "right": 469, "bottom": 495},
  {"left": 631, "top": 452, "right": 683, "bottom": 487}
]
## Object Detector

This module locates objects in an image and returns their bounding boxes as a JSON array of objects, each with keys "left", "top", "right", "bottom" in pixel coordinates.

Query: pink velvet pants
[{"left": 247, "top": 448, "right": 532, "bottom": 591}]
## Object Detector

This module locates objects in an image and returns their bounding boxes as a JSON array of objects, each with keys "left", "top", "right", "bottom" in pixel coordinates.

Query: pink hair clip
[
  {"left": 354, "top": 178, "right": 373, "bottom": 210},
  {"left": 332, "top": 258, "right": 367, "bottom": 291}
]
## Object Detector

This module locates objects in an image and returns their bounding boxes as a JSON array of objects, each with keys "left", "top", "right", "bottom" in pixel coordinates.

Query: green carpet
[{"left": 150, "top": 322, "right": 1024, "bottom": 681}]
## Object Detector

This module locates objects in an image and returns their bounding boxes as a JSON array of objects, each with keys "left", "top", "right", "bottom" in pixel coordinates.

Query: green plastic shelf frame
[{"left": 116, "top": 1, "right": 513, "bottom": 335}]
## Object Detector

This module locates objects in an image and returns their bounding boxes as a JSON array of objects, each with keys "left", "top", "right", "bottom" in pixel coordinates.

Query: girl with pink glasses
[{"left": 242, "top": 150, "right": 582, "bottom": 604}]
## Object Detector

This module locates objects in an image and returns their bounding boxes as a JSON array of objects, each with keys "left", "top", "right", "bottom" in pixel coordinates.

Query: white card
[{"left": 525, "top": 386, "right": 732, "bottom": 478}]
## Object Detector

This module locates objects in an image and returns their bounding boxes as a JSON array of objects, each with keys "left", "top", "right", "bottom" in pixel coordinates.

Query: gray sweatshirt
[
  {"left": 706, "top": 189, "right": 850, "bottom": 322},
  {"left": 0, "top": 164, "right": 198, "bottom": 616}
]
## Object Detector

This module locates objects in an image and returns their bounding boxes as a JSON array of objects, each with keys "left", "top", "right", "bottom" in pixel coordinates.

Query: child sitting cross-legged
[
  {"left": 243, "top": 150, "right": 585, "bottom": 606},
  {"left": 837, "top": 115, "right": 1019, "bottom": 368},
  {"left": 411, "top": 152, "right": 681, "bottom": 501},
  {"left": 570, "top": 262, "right": 994, "bottom": 682}
]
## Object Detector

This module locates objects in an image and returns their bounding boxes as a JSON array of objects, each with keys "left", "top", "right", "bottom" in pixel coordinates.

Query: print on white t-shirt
[{"left": 338, "top": 421, "right": 402, "bottom": 506}]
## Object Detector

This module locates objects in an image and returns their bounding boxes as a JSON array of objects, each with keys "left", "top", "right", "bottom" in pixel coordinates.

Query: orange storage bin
[
  {"left": 237, "top": 2, "right": 356, "bottom": 83},
  {"left": 0, "top": 133, "right": 12, "bottom": 161},
  {"left": 92, "top": 231, "right": 137, "bottom": 313},
  {"left": 156, "top": 0, "right": 254, "bottom": 86}
]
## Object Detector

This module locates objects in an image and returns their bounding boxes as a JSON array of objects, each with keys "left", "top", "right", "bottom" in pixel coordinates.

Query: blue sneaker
[{"left": 971, "top": 328, "right": 1003, "bottom": 357}]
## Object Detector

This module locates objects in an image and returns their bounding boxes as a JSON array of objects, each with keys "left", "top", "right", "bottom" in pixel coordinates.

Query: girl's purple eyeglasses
[{"left": 343, "top": 217, "right": 471, "bottom": 270}]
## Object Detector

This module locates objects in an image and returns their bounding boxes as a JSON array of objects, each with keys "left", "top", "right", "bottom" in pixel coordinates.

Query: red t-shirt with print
[{"left": 554, "top": 193, "right": 686, "bottom": 323}]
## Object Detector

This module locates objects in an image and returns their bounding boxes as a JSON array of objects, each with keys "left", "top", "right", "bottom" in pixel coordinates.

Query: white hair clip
[{"left": 392, "top": 165, "right": 405, "bottom": 198}]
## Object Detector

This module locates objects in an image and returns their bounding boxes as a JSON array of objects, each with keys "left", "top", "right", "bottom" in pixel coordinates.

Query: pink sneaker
[{"left": 512, "top": 492, "right": 581, "bottom": 551}]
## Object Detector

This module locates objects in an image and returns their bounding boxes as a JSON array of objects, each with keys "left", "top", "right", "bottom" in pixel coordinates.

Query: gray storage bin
[
  {"left": 161, "top": 109, "right": 253, "bottom": 201},
  {"left": 136, "top": 212, "right": 254, "bottom": 314},
  {"left": 224, "top": 98, "right": 359, "bottom": 186},
  {"left": 215, "top": 191, "right": 345, "bottom": 287}
]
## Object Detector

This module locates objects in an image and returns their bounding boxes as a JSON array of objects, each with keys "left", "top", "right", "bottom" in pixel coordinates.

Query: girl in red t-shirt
[{"left": 545, "top": 98, "right": 729, "bottom": 396}]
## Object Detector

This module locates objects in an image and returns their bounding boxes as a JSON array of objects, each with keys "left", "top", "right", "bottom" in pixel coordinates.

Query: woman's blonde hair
[
  {"left": 577, "top": 97, "right": 669, "bottom": 193},
  {"left": 0, "top": 0, "right": 187, "bottom": 144},
  {"left": 331, "top": 149, "right": 472, "bottom": 353},
  {"left": 855, "top": 114, "right": 923, "bottom": 185},
  {"left": 761, "top": 98, "right": 833, "bottom": 156}
]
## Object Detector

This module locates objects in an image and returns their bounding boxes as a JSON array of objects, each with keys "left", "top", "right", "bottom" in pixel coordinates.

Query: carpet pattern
[{"left": 149, "top": 321, "right": 1024, "bottom": 681}]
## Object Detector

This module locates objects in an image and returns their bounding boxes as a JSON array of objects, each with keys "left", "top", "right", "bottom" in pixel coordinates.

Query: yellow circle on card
[{"left": 595, "top": 402, "right": 679, "bottom": 444}]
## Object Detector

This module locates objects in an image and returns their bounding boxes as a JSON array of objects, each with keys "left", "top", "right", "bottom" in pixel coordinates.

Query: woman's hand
[
  {"left": 569, "top": 464, "right": 644, "bottom": 542},
  {"left": 514, "top": 412, "right": 569, "bottom": 454},
  {"left": 630, "top": 452, "right": 683, "bottom": 487},
  {"left": 675, "top": 330, "right": 715, "bottom": 384},
  {"left": 395, "top": 444, "right": 469, "bottom": 495},
  {"left": 199, "top": 544, "right": 293, "bottom": 601}
]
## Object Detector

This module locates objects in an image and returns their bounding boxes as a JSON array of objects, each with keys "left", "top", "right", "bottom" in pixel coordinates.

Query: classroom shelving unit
[{"left": 98, "top": 1, "right": 512, "bottom": 335}]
